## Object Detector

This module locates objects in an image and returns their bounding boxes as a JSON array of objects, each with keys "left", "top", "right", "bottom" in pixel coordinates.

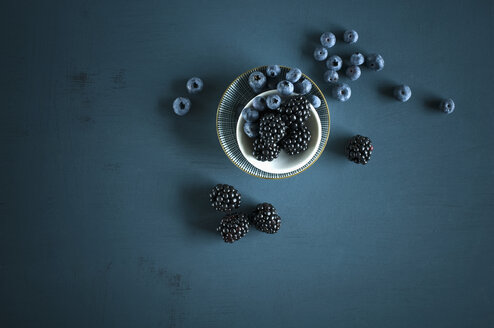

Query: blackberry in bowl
[
  {"left": 281, "top": 124, "right": 311, "bottom": 155},
  {"left": 279, "top": 96, "right": 311, "bottom": 130},
  {"left": 252, "top": 138, "right": 281, "bottom": 162},
  {"left": 258, "top": 113, "right": 287, "bottom": 144},
  {"left": 236, "top": 90, "right": 322, "bottom": 175}
]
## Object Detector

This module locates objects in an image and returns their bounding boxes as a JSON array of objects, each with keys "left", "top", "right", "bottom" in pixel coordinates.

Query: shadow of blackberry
[
  {"left": 180, "top": 181, "right": 220, "bottom": 237},
  {"left": 326, "top": 125, "right": 354, "bottom": 160},
  {"left": 237, "top": 193, "right": 260, "bottom": 223}
]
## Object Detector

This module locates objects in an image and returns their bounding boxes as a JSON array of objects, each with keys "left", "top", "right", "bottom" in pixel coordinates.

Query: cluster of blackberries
[
  {"left": 247, "top": 95, "right": 312, "bottom": 161},
  {"left": 210, "top": 184, "right": 282, "bottom": 243}
]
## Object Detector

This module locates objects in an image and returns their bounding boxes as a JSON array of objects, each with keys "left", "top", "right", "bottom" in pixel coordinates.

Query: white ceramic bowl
[
  {"left": 236, "top": 90, "right": 322, "bottom": 175},
  {"left": 217, "top": 65, "right": 330, "bottom": 179}
]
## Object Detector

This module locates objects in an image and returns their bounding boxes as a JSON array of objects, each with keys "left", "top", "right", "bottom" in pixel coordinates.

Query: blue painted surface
[{"left": 1, "top": 0, "right": 493, "bottom": 327}]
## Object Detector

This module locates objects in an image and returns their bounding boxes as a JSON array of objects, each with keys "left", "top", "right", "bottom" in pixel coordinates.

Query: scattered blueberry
[
  {"left": 173, "top": 97, "right": 191, "bottom": 116},
  {"left": 286, "top": 68, "right": 302, "bottom": 83},
  {"left": 320, "top": 32, "right": 336, "bottom": 48},
  {"left": 345, "top": 66, "right": 361, "bottom": 81},
  {"left": 314, "top": 47, "right": 328, "bottom": 61},
  {"left": 266, "top": 94, "right": 282, "bottom": 110},
  {"left": 295, "top": 79, "right": 312, "bottom": 95},
  {"left": 243, "top": 122, "right": 259, "bottom": 138},
  {"left": 366, "top": 54, "right": 385, "bottom": 71},
  {"left": 326, "top": 55, "right": 342, "bottom": 71},
  {"left": 343, "top": 30, "right": 359, "bottom": 44},
  {"left": 439, "top": 98, "right": 455, "bottom": 114},
  {"left": 252, "top": 96, "right": 267, "bottom": 111},
  {"left": 323, "top": 70, "right": 339, "bottom": 83},
  {"left": 277, "top": 80, "right": 294, "bottom": 96},
  {"left": 349, "top": 52, "right": 365, "bottom": 66},
  {"left": 309, "top": 94, "right": 322, "bottom": 108},
  {"left": 249, "top": 71, "right": 267, "bottom": 91},
  {"left": 266, "top": 65, "right": 281, "bottom": 78},
  {"left": 242, "top": 107, "right": 260, "bottom": 122},
  {"left": 186, "top": 77, "right": 203, "bottom": 94},
  {"left": 332, "top": 83, "right": 351, "bottom": 102},
  {"left": 393, "top": 85, "right": 412, "bottom": 102}
]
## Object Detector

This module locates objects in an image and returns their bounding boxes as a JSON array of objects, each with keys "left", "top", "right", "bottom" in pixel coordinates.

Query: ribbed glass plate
[{"left": 216, "top": 66, "right": 330, "bottom": 179}]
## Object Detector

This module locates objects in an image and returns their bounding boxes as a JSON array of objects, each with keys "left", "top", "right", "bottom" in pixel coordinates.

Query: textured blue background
[{"left": 1, "top": 0, "right": 493, "bottom": 327}]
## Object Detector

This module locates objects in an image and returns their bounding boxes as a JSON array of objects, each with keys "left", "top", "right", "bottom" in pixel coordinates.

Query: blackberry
[
  {"left": 259, "top": 113, "right": 287, "bottom": 144},
  {"left": 345, "top": 135, "right": 373, "bottom": 165},
  {"left": 251, "top": 203, "right": 281, "bottom": 234},
  {"left": 252, "top": 138, "right": 280, "bottom": 162},
  {"left": 279, "top": 96, "right": 311, "bottom": 130},
  {"left": 217, "top": 213, "right": 249, "bottom": 243},
  {"left": 209, "top": 184, "right": 242, "bottom": 212},
  {"left": 281, "top": 125, "right": 311, "bottom": 155}
]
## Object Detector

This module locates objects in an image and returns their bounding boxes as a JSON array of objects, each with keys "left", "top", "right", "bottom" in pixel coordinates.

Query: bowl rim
[
  {"left": 236, "top": 90, "right": 322, "bottom": 174},
  {"left": 216, "top": 65, "right": 330, "bottom": 179}
]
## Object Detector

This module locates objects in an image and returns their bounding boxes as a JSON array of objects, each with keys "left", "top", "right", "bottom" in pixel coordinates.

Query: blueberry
[
  {"left": 314, "top": 47, "right": 328, "bottom": 61},
  {"left": 243, "top": 122, "right": 259, "bottom": 138},
  {"left": 295, "top": 79, "right": 312, "bottom": 95},
  {"left": 266, "top": 65, "right": 281, "bottom": 78},
  {"left": 248, "top": 71, "right": 267, "bottom": 91},
  {"left": 343, "top": 30, "right": 358, "bottom": 44},
  {"left": 173, "top": 97, "right": 191, "bottom": 116},
  {"left": 242, "top": 107, "right": 260, "bottom": 122},
  {"left": 186, "top": 77, "right": 203, "bottom": 94},
  {"left": 345, "top": 66, "right": 361, "bottom": 81},
  {"left": 323, "top": 70, "right": 339, "bottom": 83},
  {"left": 439, "top": 98, "right": 455, "bottom": 114},
  {"left": 320, "top": 32, "right": 336, "bottom": 48},
  {"left": 277, "top": 80, "right": 294, "bottom": 96},
  {"left": 332, "top": 83, "right": 351, "bottom": 102},
  {"left": 349, "top": 52, "right": 365, "bottom": 66},
  {"left": 266, "top": 94, "right": 282, "bottom": 110},
  {"left": 393, "top": 85, "right": 412, "bottom": 102},
  {"left": 326, "top": 55, "right": 342, "bottom": 71},
  {"left": 309, "top": 95, "right": 322, "bottom": 108},
  {"left": 252, "top": 96, "right": 267, "bottom": 111},
  {"left": 286, "top": 68, "right": 302, "bottom": 83},
  {"left": 366, "top": 54, "right": 384, "bottom": 71}
]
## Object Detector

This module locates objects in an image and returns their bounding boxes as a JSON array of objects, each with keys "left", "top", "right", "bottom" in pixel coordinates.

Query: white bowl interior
[{"left": 236, "top": 90, "right": 322, "bottom": 175}]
